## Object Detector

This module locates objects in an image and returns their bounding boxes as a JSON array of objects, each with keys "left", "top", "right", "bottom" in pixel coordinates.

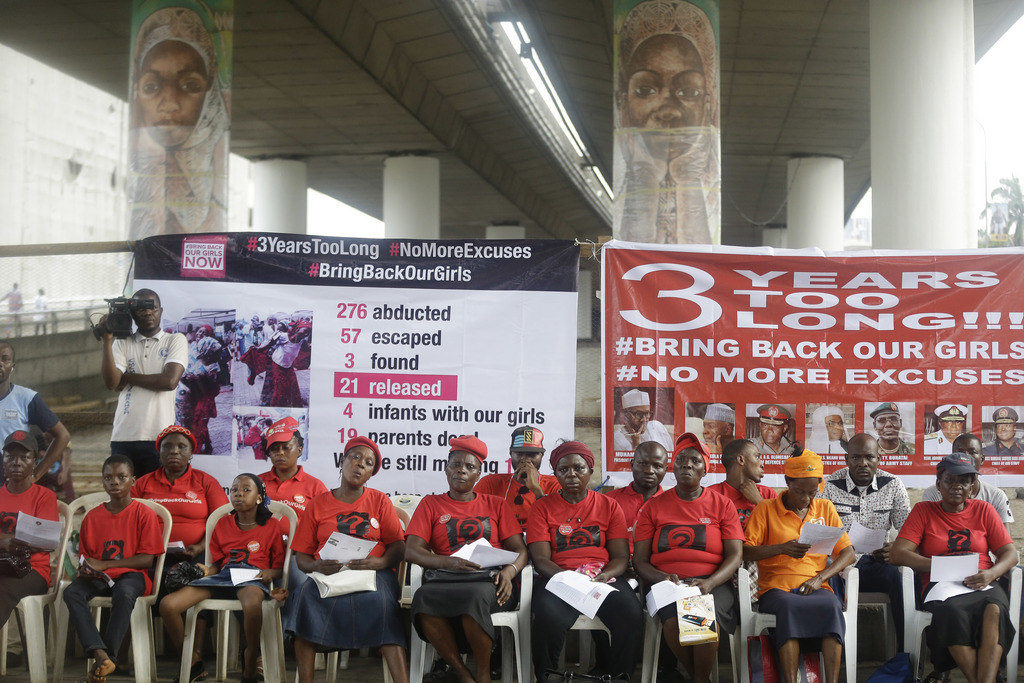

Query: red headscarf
[
  {"left": 448, "top": 435, "right": 488, "bottom": 462},
  {"left": 549, "top": 441, "right": 595, "bottom": 469},
  {"left": 156, "top": 424, "right": 198, "bottom": 452},
  {"left": 674, "top": 432, "right": 711, "bottom": 471}
]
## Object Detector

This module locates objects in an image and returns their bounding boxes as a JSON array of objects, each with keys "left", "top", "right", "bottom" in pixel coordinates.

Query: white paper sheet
[
  {"left": 230, "top": 568, "right": 262, "bottom": 585},
  {"left": 924, "top": 580, "right": 991, "bottom": 603},
  {"left": 545, "top": 570, "right": 617, "bottom": 619},
  {"left": 14, "top": 512, "right": 61, "bottom": 550},
  {"left": 167, "top": 540, "right": 186, "bottom": 551},
  {"left": 797, "top": 523, "right": 845, "bottom": 555},
  {"left": 450, "top": 538, "right": 519, "bottom": 568},
  {"left": 79, "top": 556, "right": 114, "bottom": 587},
  {"left": 318, "top": 532, "right": 378, "bottom": 563},
  {"left": 848, "top": 521, "right": 887, "bottom": 555},
  {"left": 645, "top": 579, "right": 701, "bottom": 615},
  {"left": 930, "top": 553, "right": 979, "bottom": 582}
]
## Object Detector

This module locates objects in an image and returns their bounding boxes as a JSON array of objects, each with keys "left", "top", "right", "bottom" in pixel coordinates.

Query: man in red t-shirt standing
[{"left": 604, "top": 440, "right": 668, "bottom": 554}]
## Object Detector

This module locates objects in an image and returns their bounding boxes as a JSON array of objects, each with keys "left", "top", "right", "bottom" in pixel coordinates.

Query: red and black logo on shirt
[
  {"left": 445, "top": 516, "right": 492, "bottom": 551},
  {"left": 947, "top": 529, "right": 972, "bottom": 553},
  {"left": 657, "top": 525, "right": 707, "bottom": 553},
  {"left": 0, "top": 513, "right": 16, "bottom": 534},
  {"left": 228, "top": 548, "right": 251, "bottom": 565},
  {"left": 555, "top": 525, "right": 601, "bottom": 551},
  {"left": 336, "top": 512, "right": 371, "bottom": 538},
  {"left": 102, "top": 540, "right": 125, "bottom": 561}
]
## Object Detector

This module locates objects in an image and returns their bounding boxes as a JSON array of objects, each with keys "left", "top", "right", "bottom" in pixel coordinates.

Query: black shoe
[
  {"left": 424, "top": 664, "right": 458, "bottom": 683},
  {"left": 5, "top": 652, "right": 23, "bottom": 669},
  {"left": 189, "top": 660, "right": 208, "bottom": 683}
]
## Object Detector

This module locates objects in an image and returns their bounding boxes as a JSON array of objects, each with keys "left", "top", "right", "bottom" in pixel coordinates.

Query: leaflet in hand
[
  {"left": 230, "top": 568, "right": 262, "bottom": 585},
  {"left": 645, "top": 579, "right": 701, "bottom": 616},
  {"left": 930, "top": 553, "right": 979, "bottom": 582},
  {"left": 79, "top": 556, "right": 115, "bottom": 588},
  {"left": 797, "top": 523, "right": 844, "bottom": 555},
  {"left": 450, "top": 538, "right": 519, "bottom": 568},
  {"left": 924, "top": 580, "right": 991, "bottom": 603},
  {"left": 544, "top": 570, "right": 616, "bottom": 619},
  {"left": 167, "top": 540, "right": 186, "bottom": 552},
  {"left": 318, "top": 532, "right": 377, "bottom": 564},
  {"left": 848, "top": 521, "right": 887, "bottom": 555},
  {"left": 15, "top": 511, "right": 61, "bottom": 551}
]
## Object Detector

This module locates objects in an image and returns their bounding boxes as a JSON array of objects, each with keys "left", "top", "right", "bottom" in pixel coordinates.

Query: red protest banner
[{"left": 602, "top": 242, "right": 1024, "bottom": 486}]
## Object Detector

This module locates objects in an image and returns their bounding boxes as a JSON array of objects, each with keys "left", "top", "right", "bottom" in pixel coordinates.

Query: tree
[{"left": 985, "top": 175, "right": 1024, "bottom": 246}]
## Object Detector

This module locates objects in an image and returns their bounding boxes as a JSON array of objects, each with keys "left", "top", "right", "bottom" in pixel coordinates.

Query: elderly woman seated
[
  {"left": 891, "top": 452, "right": 1017, "bottom": 683},
  {"left": 743, "top": 447, "right": 856, "bottom": 683}
]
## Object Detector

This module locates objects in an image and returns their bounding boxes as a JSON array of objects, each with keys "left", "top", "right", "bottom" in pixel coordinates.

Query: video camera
[{"left": 91, "top": 297, "right": 155, "bottom": 340}]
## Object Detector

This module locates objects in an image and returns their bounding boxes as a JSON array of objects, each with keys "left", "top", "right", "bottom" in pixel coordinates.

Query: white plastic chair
[
  {"left": 177, "top": 501, "right": 298, "bottom": 683},
  {"left": 0, "top": 500, "right": 71, "bottom": 683},
  {"left": 900, "top": 565, "right": 1021, "bottom": 683},
  {"left": 53, "top": 493, "right": 172, "bottom": 683},
  {"left": 737, "top": 565, "right": 859, "bottom": 683},
  {"left": 639, "top": 603, "right": 741, "bottom": 683},
  {"left": 408, "top": 563, "right": 533, "bottom": 683}
]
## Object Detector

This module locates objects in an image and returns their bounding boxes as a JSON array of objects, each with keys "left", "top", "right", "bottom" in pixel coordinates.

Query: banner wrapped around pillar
[
  {"left": 613, "top": 0, "right": 721, "bottom": 245},
  {"left": 127, "top": 0, "right": 233, "bottom": 239}
]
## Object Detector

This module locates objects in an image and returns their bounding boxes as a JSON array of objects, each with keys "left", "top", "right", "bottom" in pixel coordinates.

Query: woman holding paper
[
  {"left": 286, "top": 436, "right": 408, "bottom": 683},
  {"left": 633, "top": 433, "right": 743, "bottom": 683},
  {"left": 159, "top": 474, "right": 285, "bottom": 683},
  {"left": 743, "top": 447, "right": 855, "bottom": 683},
  {"left": 406, "top": 435, "right": 527, "bottom": 683},
  {"left": 891, "top": 452, "right": 1017, "bottom": 683},
  {"left": 0, "top": 430, "right": 60, "bottom": 645},
  {"left": 527, "top": 440, "right": 643, "bottom": 682}
]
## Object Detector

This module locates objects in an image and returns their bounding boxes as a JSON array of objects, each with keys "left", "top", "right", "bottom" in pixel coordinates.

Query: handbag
[
  {"left": 866, "top": 653, "right": 914, "bottom": 683},
  {"left": 308, "top": 568, "right": 378, "bottom": 598},
  {"left": 748, "top": 634, "right": 822, "bottom": 683},
  {"left": 164, "top": 560, "right": 206, "bottom": 593},
  {"left": 0, "top": 546, "right": 32, "bottom": 578},
  {"left": 423, "top": 568, "right": 499, "bottom": 584}
]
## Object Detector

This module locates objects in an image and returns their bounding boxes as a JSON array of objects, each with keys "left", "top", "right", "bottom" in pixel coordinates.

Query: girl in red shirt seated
[
  {"left": 159, "top": 473, "right": 285, "bottom": 683},
  {"left": 527, "top": 441, "right": 643, "bottom": 682},
  {"left": 406, "top": 435, "right": 528, "bottom": 683},
  {"left": 633, "top": 433, "right": 744, "bottom": 683}
]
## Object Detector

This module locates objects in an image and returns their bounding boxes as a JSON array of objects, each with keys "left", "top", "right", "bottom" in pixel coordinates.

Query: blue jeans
[{"left": 63, "top": 573, "right": 145, "bottom": 657}]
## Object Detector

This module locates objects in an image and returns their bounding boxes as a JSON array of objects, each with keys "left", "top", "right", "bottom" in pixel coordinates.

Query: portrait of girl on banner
[
  {"left": 128, "top": 5, "right": 230, "bottom": 239},
  {"left": 613, "top": 0, "right": 721, "bottom": 245}
]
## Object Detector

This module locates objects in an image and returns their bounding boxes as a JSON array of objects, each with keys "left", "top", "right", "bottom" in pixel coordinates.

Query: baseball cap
[{"left": 510, "top": 426, "right": 544, "bottom": 452}]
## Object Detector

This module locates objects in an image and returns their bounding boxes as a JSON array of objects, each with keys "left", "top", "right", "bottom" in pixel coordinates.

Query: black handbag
[
  {"left": 163, "top": 560, "right": 206, "bottom": 592},
  {"left": 422, "top": 568, "right": 499, "bottom": 584},
  {"left": 0, "top": 546, "right": 32, "bottom": 578}
]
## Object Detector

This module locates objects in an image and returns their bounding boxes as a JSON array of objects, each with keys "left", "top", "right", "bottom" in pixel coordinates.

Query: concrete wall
[{"left": 9, "top": 330, "right": 107, "bottom": 402}]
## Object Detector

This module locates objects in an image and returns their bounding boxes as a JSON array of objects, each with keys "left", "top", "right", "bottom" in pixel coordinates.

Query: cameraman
[{"left": 100, "top": 289, "right": 186, "bottom": 476}]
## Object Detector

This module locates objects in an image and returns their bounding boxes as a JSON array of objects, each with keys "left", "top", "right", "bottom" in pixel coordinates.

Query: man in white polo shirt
[{"left": 100, "top": 289, "right": 187, "bottom": 476}]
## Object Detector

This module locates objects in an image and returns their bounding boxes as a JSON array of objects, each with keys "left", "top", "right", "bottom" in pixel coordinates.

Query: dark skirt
[
  {"left": 284, "top": 569, "right": 406, "bottom": 651},
  {"left": 411, "top": 579, "right": 502, "bottom": 642},
  {"left": 758, "top": 588, "right": 845, "bottom": 645},
  {"left": 653, "top": 579, "right": 738, "bottom": 635},
  {"left": 924, "top": 584, "right": 1015, "bottom": 671}
]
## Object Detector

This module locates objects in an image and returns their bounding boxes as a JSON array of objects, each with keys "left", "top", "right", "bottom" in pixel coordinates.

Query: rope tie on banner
[{"left": 574, "top": 238, "right": 601, "bottom": 262}]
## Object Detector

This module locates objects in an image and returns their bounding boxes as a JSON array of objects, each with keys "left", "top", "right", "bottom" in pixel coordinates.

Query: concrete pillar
[
  {"left": 252, "top": 158, "right": 307, "bottom": 234},
  {"left": 383, "top": 156, "right": 440, "bottom": 239},
  {"left": 762, "top": 227, "right": 787, "bottom": 249},
  {"left": 486, "top": 224, "right": 526, "bottom": 239},
  {"left": 786, "top": 156, "right": 845, "bottom": 250},
  {"left": 870, "top": 0, "right": 976, "bottom": 249}
]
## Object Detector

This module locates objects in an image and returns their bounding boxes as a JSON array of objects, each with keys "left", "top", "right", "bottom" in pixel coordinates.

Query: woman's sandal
[
  {"left": 87, "top": 659, "right": 116, "bottom": 683},
  {"left": 189, "top": 660, "right": 208, "bottom": 682}
]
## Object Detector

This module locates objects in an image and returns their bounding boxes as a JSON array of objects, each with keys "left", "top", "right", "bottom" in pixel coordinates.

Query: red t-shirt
[
  {"left": 526, "top": 490, "right": 628, "bottom": 570},
  {"left": 132, "top": 466, "right": 229, "bottom": 547},
  {"left": 80, "top": 499, "right": 164, "bottom": 595},
  {"left": 0, "top": 484, "right": 58, "bottom": 585},
  {"left": 634, "top": 487, "right": 744, "bottom": 578},
  {"left": 897, "top": 499, "right": 1012, "bottom": 586},
  {"left": 291, "top": 488, "right": 404, "bottom": 559},
  {"left": 406, "top": 493, "right": 521, "bottom": 555},
  {"left": 604, "top": 484, "right": 663, "bottom": 552},
  {"left": 705, "top": 481, "right": 778, "bottom": 530},
  {"left": 258, "top": 467, "right": 328, "bottom": 534},
  {"left": 475, "top": 472, "right": 561, "bottom": 532},
  {"left": 209, "top": 514, "right": 286, "bottom": 570}
]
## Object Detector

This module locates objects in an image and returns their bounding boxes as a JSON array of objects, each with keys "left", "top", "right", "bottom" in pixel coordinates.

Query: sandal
[
  {"left": 189, "top": 660, "right": 209, "bottom": 682},
  {"left": 88, "top": 659, "right": 116, "bottom": 683}
]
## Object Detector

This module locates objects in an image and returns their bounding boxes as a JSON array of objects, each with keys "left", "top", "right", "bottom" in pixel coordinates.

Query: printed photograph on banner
[
  {"left": 233, "top": 407, "right": 308, "bottom": 464},
  {"left": 981, "top": 405, "right": 1024, "bottom": 460},
  {"left": 169, "top": 308, "right": 235, "bottom": 455},
  {"left": 686, "top": 402, "right": 735, "bottom": 457},
  {"left": 865, "top": 402, "right": 916, "bottom": 469},
  {"left": 804, "top": 404, "right": 853, "bottom": 467},
  {"left": 612, "top": 386, "right": 675, "bottom": 456},
  {"left": 232, "top": 309, "right": 312, "bottom": 408},
  {"left": 745, "top": 403, "right": 796, "bottom": 466},
  {"left": 922, "top": 403, "right": 969, "bottom": 457}
]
